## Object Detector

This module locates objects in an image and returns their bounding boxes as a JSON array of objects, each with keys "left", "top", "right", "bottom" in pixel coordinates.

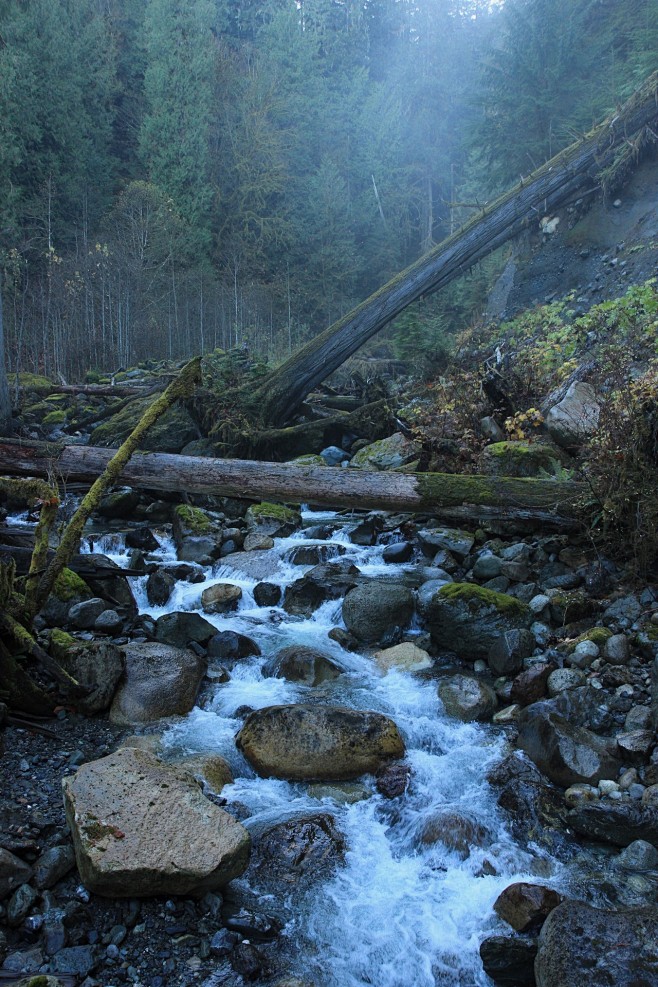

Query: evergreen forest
[{"left": 1, "top": 0, "right": 657, "bottom": 379}]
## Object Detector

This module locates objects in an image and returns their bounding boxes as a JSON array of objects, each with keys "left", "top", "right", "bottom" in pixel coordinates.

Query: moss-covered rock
[
  {"left": 172, "top": 504, "right": 223, "bottom": 564},
  {"left": 419, "top": 582, "right": 531, "bottom": 659},
  {"left": 89, "top": 396, "right": 198, "bottom": 452},
  {"left": 40, "top": 568, "right": 92, "bottom": 627},
  {"left": 561, "top": 626, "right": 613, "bottom": 654},
  {"left": 42, "top": 409, "right": 67, "bottom": 426},
  {"left": 349, "top": 432, "right": 421, "bottom": 471},
  {"left": 17, "top": 372, "right": 54, "bottom": 390},
  {"left": 480, "top": 441, "right": 565, "bottom": 478},
  {"left": 246, "top": 501, "right": 302, "bottom": 538},
  {"left": 289, "top": 454, "right": 326, "bottom": 466},
  {"left": 50, "top": 628, "right": 77, "bottom": 661}
]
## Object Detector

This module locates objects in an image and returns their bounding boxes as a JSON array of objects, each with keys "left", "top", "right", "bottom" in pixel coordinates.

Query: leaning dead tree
[
  {"left": 238, "top": 72, "right": 658, "bottom": 428},
  {"left": 0, "top": 439, "right": 586, "bottom": 530}
]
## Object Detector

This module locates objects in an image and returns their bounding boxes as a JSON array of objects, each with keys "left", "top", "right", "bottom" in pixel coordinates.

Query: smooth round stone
[
  {"left": 529, "top": 594, "right": 550, "bottom": 614},
  {"left": 564, "top": 784, "right": 599, "bottom": 807},
  {"left": 617, "top": 840, "right": 658, "bottom": 872},
  {"left": 547, "top": 667, "right": 585, "bottom": 696},
  {"left": 598, "top": 779, "right": 620, "bottom": 796},
  {"left": 472, "top": 554, "right": 502, "bottom": 579}
]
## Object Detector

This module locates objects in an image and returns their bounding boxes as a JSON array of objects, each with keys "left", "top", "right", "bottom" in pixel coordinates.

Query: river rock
[
  {"left": 517, "top": 707, "right": 622, "bottom": 787},
  {"left": 201, "top": 582, "right": 242, "bottom": 614},
  {"left": 0, "top": 849, "right": 32, "bottom": 899},
  {"left": 63, "top": 748, "right": 250, "bottom": 896},
  {"left": 480, "top": 440, "right": 564, "bottom": 477},
  {"left": 67, "top": 597, "right": 107, "bottom": 629},
  {"left": 418, "top": 811, "right": 490, "bottom": 858},
  {"left": 544, "top": 381, "right": 600, "bottom": 448},
  {"left": 98, "top": 486, "right": 140, "bottom": 519},
  {"left": 616, "top": 840, "right": 658, "bottom": 872},
  {"left": 420, "top": 583, "right": 531, "bottom": 659},
  {"left": 438, "top": 674, "right": 498, "bottom": 722},
  {"left": 604, "top": 633, "right": 630, "bottom": 664},
  {"left": 383, "top": 541, "right": 414, "bottom": 563},
  {"left": 480, "top": 935, "right": 537, "bottom": 986},
  {"left": 493, "top": 882, "right": 562, "bottom": 932},
  {"left": 488, "top": 628, "right": 535, "bottom": 676},
  {"left": 172, "top": 504, "right": 223, "bottom": 565},
  {"left": 373, "top": 643, "right": 432, "bottom": 674},
  {"left": 510, "top": 663, "right": 556, "bottom": 706},
  {"left": 253, "top": 581, "right": 282, "bottom": 606},
  {"left": 535, "top": 899, "right": 658, "bottom": 986},
  {"left": 207, "top": 630, "right": 261, "bottom": 661},
  {"left": 110, "top": 641, "right": 206, "bottom": 725},
  {"left": 342, "top": 582, "right": 414, "bottom": 643},
  {"left": 349, "top": 432, "right": 420, "bottom": 470},
  {"left": 146, "top": 569, "right": 176, "bottom": 606},
  {"left": 376, "top": 761, "right": 412, "bottom": 798},
  {"left": 56, "top": 640, "right": 124, "bottom": 715},
  {"left": 246, "top": 502, "right": 302, "bottom": 538},
  {"left": 76, "top": 553, "right": 138, "bottom": 618},
  {"left": 283, "top": 560, "right": 360, "bottom": 617},
  {"left": 173, "top": 754, "right": 234, "bottom": 793},
  {"left": 547, "top": 667, "right": 586, "bottom": 696},
  {"left": 567, "top": 800, "right": 658, "bottom": 847},
  {"left": 154, "top": 610, "right": 217, "bottom": 648},
  {"left": 33, "top": 845, "right": 76, "bottom": 889},
  {"left": 236, "top": 704, "right": 405, "bottom": 781},
  {"left": 286, "top": 544, "right": 346, "bottom": 566},
  {"left": 263, "top": 645, "right": 343, "bottom": 686},
  {"left": 249, "top": 813, "right": 345, "bottom": 891}
]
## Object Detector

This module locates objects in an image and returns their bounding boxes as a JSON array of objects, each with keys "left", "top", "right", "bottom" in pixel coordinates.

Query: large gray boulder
[
  {"left": 342, "top": 582, "right": 414, "bottom": 643},
  {"left": 236, "top": 704, "right": 405, "bottom": 781},
  {"left": 535, "top": 900, "right": 658, "bottom": 986},
  {"left": 110, "top": 641, "right": 206, "bottom": 725},
  {"left": 517, "top": 706, "right": 622, "bottom": 787},
  {"left": 63, "top": 748, "right": 250, "bottom": 896},
  {"left": 544, "top": 381, "right": 600, "bottom": 448},
  {"left": 420, "top": 583, "right": 531, "bottom": 659}
]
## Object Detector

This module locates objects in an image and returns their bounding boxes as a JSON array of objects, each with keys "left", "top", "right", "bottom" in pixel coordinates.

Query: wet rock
[
  {"left": 94, "top": 608, "right": 123, "bottom": 633},
  {"left": 418, "top": 811, "right": 490, "bottom": 858},
  {"left": 383, "top": 541, "right": 414, "bottom": 563},
  {"left": 253, "top": 581, "right": 282, "bottom": 606},
  {"left": 33, "top": 845, "right": 76, "bottom": 889},
  {"left": 0, "top": 849, "right": 33, "bottom": 899},
  {"left": 110, "top": 641, "right": 206, "bottom": 725},
  {"left": 284, "top": 560, "right": 360, "bottom": 617},
  {"left": 535, "top": 899, "right": 658, "bottom": 986},
  {"left": 56, "top": 640, "right": 124, "bottom": 715},
  {"left": 480, "top": 934, "right": 537, "bottom": 986},
  {"left": 236, "top": 704, "right": 405, "bottom": 781},
  {"left": 245, "top": 502, "right": 302, "bottom": 538},
  {"left": 210, "top": 928, "right": 240, "bottom": 956},
  {"left": 421, "top": 583, "right": 531, "bottom": 659},
  {"left": 286, "top": 544, "right": 346, "bottom": 566},
  {"left": 125, "top": 525, "right": 160, "bottom": 552},
  {"left": 616, "top": 840, "right": 658, "bottom": 872},
  {"left": 68, "top": 597, "right": 107, "bottom": 629},
  {"left": 207, "top": 631, "right": 261, "bottom": 661},
  {"left": 349, "top": 514, "right": 384, "bottom": 546},
  {"left": 154, "top": 610, "right": 217, "bottom": 648},
  {"left": 77, "top": 553, "right": 138, "bottom": 618},
  {"left": 264, "top": 645, "right": 343, "bottom": 686},
  {"left": 98, "top": 486, "right": 140, "bottom": 519},
  {"left": 349, "top": 432, "right": 420, "bottom": 470},
  {"left": 172, "top": 504, "right": 223, "bottom": 565},
  {"left": 6, "top": 883, "right": 37, "bottom": 926},
  {"left": 510, "top": 663, "right": 556, "bottom": 706},
  {"left": 517, "top": 707, "right": 622, "bottom": 787},
  {"left": 603, "top": 633, "right": 630, "bottom": 664},
  {"left": 250, "top": 814, "right": 345, "bottom": 891},
  {"left": 230, "top": 941, "right": 271, "bottom": 981},
  {"left": 489, "top": 628, "right": 536, "bottom": 676},
  {"left": 373, "top": 643, "right": 432, "bottom": 674},
  {"left": 438, "top": 674, "right": 498, "bottom": 722},
  {"left": 342, "top": 582, "right": 414, "bottom": 644},
  {"left": 493, "top": 882, "right": 562, "bottom": 932},
  {"left": 567, "top": 800, "right": 658, "bottom": 847},
  {"left": 173, "top": 754, "right": 234, "bottom": 793},
  {"left": 544, "top": 381, "right": 600, "bottom": 449},
  {"left": 146, "top": 569, "right": 176, "bottom": 606},
  {"left": 418, "top": 526, "right": 474, "bottom": 559},
  {"left": 201, "top": 582, "right": 242, "bottom": 614},
  {"left": 244, "top": 532, "right": 274, "bottom": 552},
  {"left": 376, "top": 761, "right": 411, "bottom": 798},
  {"left": 63, "top": 747, "right": 250, "bottom": 896}
]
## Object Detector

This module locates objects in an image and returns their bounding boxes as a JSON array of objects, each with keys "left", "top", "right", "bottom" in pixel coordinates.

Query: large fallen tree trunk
[
  {"left": 0, "top": 439, "right": 587, "bottom": 529},
  {"left": 244, "top": 72, "right": 658, "bottom": 427}
]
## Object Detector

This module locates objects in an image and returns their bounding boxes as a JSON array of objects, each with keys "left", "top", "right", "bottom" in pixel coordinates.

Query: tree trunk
[
  {"left": 0, "top": 271, "right": 11, "bottom": 436},
  {"left": 247, "top": 72, "right": 658, "bottom": 426},
  {"left": 0, "top": 438, "right": 586, "bottom": 529}
]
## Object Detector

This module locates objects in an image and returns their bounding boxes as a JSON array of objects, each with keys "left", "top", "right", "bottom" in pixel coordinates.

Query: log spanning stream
[{"left": 84, "top": 510, "right": 573, "bottom": 987}]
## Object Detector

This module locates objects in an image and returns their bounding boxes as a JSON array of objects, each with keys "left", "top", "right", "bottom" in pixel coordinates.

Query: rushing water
[{"left": 82, "top": 511, "right": 566, "bottom": 986}]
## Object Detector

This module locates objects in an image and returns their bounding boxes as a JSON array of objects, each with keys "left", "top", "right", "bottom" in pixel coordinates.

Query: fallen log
[
  {"left": 0, "top": 439, "right": 587, "bottom": 529},
  {"left": 244, "top": 72, "right": 658, "bottom": 426},
  {"left": 20, "top": 382, "right": 166, "bottom": 398}
]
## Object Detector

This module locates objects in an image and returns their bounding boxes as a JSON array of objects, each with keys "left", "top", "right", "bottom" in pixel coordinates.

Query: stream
[{"left": 85, "top": 509, "right": 571, "bottom": 987}]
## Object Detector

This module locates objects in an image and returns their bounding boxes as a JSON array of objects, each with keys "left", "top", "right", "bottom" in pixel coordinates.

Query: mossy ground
[
  {"left": 438, "top": 582, "right": 530, "bottom": 617},
  {"left": 249, "top": 501, "right": 300, "bottom": 523}
]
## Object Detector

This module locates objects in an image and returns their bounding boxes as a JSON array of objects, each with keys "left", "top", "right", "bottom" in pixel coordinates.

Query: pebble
[{"left": 598, "top": 779, "right": 620, "bottom": 796}]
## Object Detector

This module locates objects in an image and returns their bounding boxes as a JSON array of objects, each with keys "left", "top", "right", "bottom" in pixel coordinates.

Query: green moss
[
  {"left": 174, "top": 503, "right": 213, "bottom": 534},
  {"left": 438, "top": 582, "right": 530, "bottom": 617},
  {"left": 53, "top": 568, "right": 89, "bottom": 602},
  {"left": 17, "top": 372, "right": 54, "bottom": 390},
  {"left": 482, "top": 441, "right": 563, "bottom": 478},
  {"left": 290, "top": 454, "right": 325, "bottom": 466},
  {"left": 562, "top": 626, "right": 613, "bottom": 653},
  {"left": 22, "top": 977, "right": 50, "bottom": 987},
  {"left": 415, "top": 472, "right": 584, "bottom": 513},
  {"left": 44, "top": 393, "right": 68, "bottom": 404},
  {"left": 250, "top": 501, "right": 299, "bottom": 522},
  {"left": 42, "top": 409, "right": 67, "bottom": 426},
  {"left": 50, "top": 628, "right": 77, "bottom": 660}
]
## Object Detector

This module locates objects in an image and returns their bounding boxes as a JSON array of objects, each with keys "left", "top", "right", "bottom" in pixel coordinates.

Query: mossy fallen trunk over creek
[{"left": 0, "top": 438, "right": 586, "bottom": 529}]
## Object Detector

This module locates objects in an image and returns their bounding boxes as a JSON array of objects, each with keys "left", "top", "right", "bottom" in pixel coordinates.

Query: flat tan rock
[{"left": 373, "top": 643, "right": 432, "bottom": 674}]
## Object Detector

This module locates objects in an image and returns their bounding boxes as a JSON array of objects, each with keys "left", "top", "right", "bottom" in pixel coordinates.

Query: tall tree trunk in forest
[
  {"left": 245, "top": 72, "right": 658, "bottom": 427},
  {"left": 0, "top": 271, "right": 11, "bottom": 436}
]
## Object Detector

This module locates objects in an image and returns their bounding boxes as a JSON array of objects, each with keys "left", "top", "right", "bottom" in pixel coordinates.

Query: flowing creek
[{"left": 83, "top": 509, "right": 574, "bottom": 987}]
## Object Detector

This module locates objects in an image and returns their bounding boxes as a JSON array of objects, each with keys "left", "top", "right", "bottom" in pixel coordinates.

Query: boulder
[
  {"left": 544, "top": 381, "right": 600, "bottom": 449},
  {"left": 110, "top": 641, "right": 206, "bottom": 725},
  {"left": 566, "top": 801, "right": 658, "bottom": 847},
  {"left": 263, "top": 646, "right": 343, "bottom": 686},
  {"left": 493, "top": 882, "right": 562, "bottom": 932},
  {"left": 510, "top": 663, "right": 557, "bottom": 706},
  {"left": 535, "top": 900, "right": 658, "bottom": 986},
  {"left": 0, "top": 849, "right": 32, "bottom": 900},
  {"left": 480, "top": 440, "right": 564, "bottom": 478},
  {"left": 438, "top": 674, "right": 498, "bottom": 722},
  {"left": 172, "top": 504, "right": 223, "bottom": 565},
  {"left": 517, "top": 707, "right": 622, "bottom": 787},
  {"left": 283, "top": 560, "right": 360, "bottom": 618},
  {"left": 249, "top": 813, "right": 345, "bottom": 892},
  {"left": 372, "top": 643, "right": 432, "bottom": 674},
  {"left": 146, "top": 569, "right": 176, "bottom": 606},
  {"left": 63, "top": 748, "right": 250, "bottom": 896},
  {"left": 349, "top": 432, "right": 420, "bottom": 471},
  {"left": 172, "top": 754, "right": 234, "bottom": 793},
  {"left": 480, "top": 935, "right": 537, "bottom": 986},
  {"left": 154, "top": 610, "right": 217, "bottom": 648},
  {"left": 56, "top": 640, "right": 124, "bottom": 715},
  {"left": 418, "top": 811, "right": 490, "bottom": 858},
  {"left": 67, "top": 597, "right": 107, "bottom": 629},
  {"left": 201, "top": 582, "right": 242, "bottom": 614},
  {"left": 98, "top": 486, "right": 140, "bottom": 519},
  {"left": 417, "top": 526, "right": 474, "bottom": 559},
  {"left": 253, "top": 582, "right": 282, "bottom": 607},
  {"left": 207, "top": 631, "right": 261, "bottom": 661},
  {"left": 245, "top": 502, "right": 302, "bottom": 538},
  {"left": 236, "top": 704, "right": 405, "bottom": 781},
  {"left": 285, "top": 544, "right": 346, "bottom": 566},
  {"left": 420, "top": 583, "right": 531, "bottom": 659},
  {"left": 342, "top": 582, "right": 414, "bottom": 644},
  {"left": 90, "top": 398, "right": 198, "bottom": 452},
  {"left": 488, "top": 628, "right": 536, "bottom": 677}
]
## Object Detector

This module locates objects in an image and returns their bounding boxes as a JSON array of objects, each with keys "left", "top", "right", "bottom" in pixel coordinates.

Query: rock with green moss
[
  {"left": 480, "top": 441, "right": 564, "bottom": 478},
  {"left": 420, "top": 583, "right": 532, "bottom": 659},
  {"left": 17, "top": 372, "right": 54, "bottom": 391},
  {"left": 548, "top": 590, "right": 597, "bottom": 627},
  {"left": 562, "top": 626, "right": 613, "bottom": 654},
  {"left": 40, "top": 568, "right": 91, "bottom": 626},
  {"left": 349, "top": 432, "right": 421, "bottom": 471},
  {"left": 289, "top": 454, "right": 325, "bottom": 466},
  {"left": 246, "top": 501, "right": 302, "bottom": 538},
  {"left": 42, "top": 408, "right": 67, "bottom": 427},
  {"left": 56, "top": 640, "right": 124, "bottom": 715},
  {"left": 172, "top": 504, "right": 223, "bottom": 565},
  {"left": 89, "top": 396, "right": 198, "bottom": 452}
]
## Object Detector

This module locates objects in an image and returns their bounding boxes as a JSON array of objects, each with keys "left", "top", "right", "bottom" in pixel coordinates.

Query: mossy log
[
  {"left": 244, "top": 72, "right": 658, "bottom": 426},
  {"left": 0, "top": 438, "right": 587, "bottom": 529}
]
